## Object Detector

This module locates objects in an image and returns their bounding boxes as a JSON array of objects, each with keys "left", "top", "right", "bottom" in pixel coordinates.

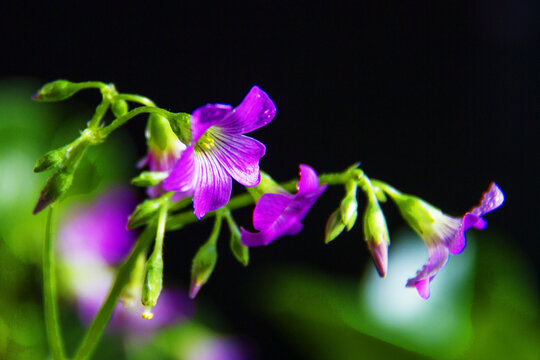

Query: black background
[{"left": 2, "top": 1, "right": 538, "bottom": 359}]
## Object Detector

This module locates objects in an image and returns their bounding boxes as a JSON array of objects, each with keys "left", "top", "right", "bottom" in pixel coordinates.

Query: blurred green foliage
[{"left": 255, "top": 231, "right": 540, "bottom": 359}]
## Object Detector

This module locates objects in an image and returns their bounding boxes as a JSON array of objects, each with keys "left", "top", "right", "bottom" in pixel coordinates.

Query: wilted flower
[
  {"left": 163, "top": 86, "right": 276, "bottom": 219},
  {"left": 389, "top": 182, "right": 505, "bottom": 299},
  {"left": 241, "top": 165, "right": 327, "bottom": 247}
]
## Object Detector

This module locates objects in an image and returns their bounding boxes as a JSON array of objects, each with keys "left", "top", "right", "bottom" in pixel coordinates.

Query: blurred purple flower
[
  {"left": 241, "top": 165, "right": 327, "bottom": 247},
  {"left": 58, "top": 188, "right": 193, "bottom": 334},
  {"left": 406, "top": 183, "right": 505, "bottom": 299},
  {"left": 163, "top": 86, "right": 276, "bottom": 219},
  {"left": 188, "top": 337, "right": 253, "bottom": 360}
]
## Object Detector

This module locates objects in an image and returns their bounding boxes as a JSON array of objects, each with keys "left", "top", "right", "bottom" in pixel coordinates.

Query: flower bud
[
  {"left": 226, "top": 214, "right": 249, "bottom": 266},
  {"left": 32, "top": 80, "right": 81, "bottom": 102},
  {"left": 167, "top": 112, "right": 192, "bottom": 144},
  {"left": 189, "top": 237, "right": 218, "bottom": 299},
  {"left": 33, "top": 147, "right": 66, "bottom": 173},
  {"left": 111, "top": 98, "right": 129, "bottom": 118},
  {"left": 120, "top": 252, "right": 146, "bottom": 307},
  {"left": 141, "top": 253, "right": 164, "bottom": 311},
  {"left": 127, "top": 198, "right": 163, "bottom": 229},
  {"left": 131, "top": 171, "right": 169, "bottom": 187},
  {"left": 148, "top": 114, "right": 179, "bottom": 151},
  {"left": 324, "top": 209, "right": 346, "bottom": 244},
  {"left": 33, "top": 169, "right": 74, "bottom": 214},
  {"left": 363, "top": 199, "right": 390, "bottom": 277}
]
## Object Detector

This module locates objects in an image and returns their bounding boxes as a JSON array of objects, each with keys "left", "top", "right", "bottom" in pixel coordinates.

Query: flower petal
[
  {"left": 471, "top": 182, "right": 505, "bottom": 216},
  {"left": 212, "top": 133, "right": 266, "bottom": 187},
  {"left": 406, "top": 243, "right": 449, "bottom": 298},
  {"left": 163, "top": 147, "right": 197, "bottom": 193},
  {"left": 252, "top": 193, "right": 294, "bottom": 231},
  {"left": 215, "top": 86, "right": 276, "bottom": 135},
  {"left": 296, "top": 164, "right": 320, "bottom": 195},
  {"left": 191, "top": 104, "right": 233, "bottom": 143},
  {"left": 192, "top": 150, "right": 233, "bottom": 219}
]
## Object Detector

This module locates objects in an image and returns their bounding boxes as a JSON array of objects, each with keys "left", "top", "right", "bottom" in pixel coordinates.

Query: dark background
[{"left": 1, "top": 1, "right": 538, "bottom": 359}]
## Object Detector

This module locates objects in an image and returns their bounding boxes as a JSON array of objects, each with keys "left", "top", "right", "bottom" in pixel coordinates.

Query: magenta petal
[
  {"left": 415, "top": 279, "right": 431, "bottom": 299},
  {"left": 215, "top": 86, "right": 276, "bottom": 135},
  {"left": 213, "top": 133, "right": 266, "bottom": 187},
  {"left": 191, "top": 104, "right": 233, "bottom": 143},
  {"left": 163, "top": 147, "right": 197, "bottom": 193},
  {"left": 406, "top": 243, "right": 449, "bottom": 295},
  {"left": 296, "top": 164, "right": 320, "bottom": 195},
  {"left": 193, "top": 151, "right": 233, "bottom": 219},
  {"left": 471, "top": 182, "right": 505, "bottom": 216},
  {"left": 240, "top": 228, "right": 272, "bottom": 247},
  {"left": 252, "top": 193, "right": 294, "bottom": 230}
]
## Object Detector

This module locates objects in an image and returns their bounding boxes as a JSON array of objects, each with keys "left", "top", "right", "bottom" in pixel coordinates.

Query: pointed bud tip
[
  {"left": 189, "top": 280, "right": 203, "bottom": 299},
  {"left": 368, "top": 240, "right": 388, "bottom": 278},
  {"left": 31, "top": 92, "right": 41, "bottom": 100},
  {"left": 33, "top": 195, "right": 51, "bottom": 215}
]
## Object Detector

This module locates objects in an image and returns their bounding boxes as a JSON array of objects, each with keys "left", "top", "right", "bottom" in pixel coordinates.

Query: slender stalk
[
  {"left": 43, "top": 206, "right": 66, "bottom": 360},
  {"left": 87, "top": 99, "right": 111, "bottom": 130},
  {"left": 73, "top": 225, "right": 155, "bottom": 360},
  {"left": 116, "top": 93, "right": 156, "bottom": 107},
  {"left": 99, "top": 106, "right": 175, "bottom": 137}
]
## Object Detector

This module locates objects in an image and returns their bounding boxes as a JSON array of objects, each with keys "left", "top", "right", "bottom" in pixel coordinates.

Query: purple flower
[
  {"left": 58, "top": 188, "right": 193, "bottom": 335},
  {"left": 162, "top": 86, "right": 276, "bottom": 219},
  {"left": 241, "top": 165, "right": 327, "bottom": 247},
  {"left": 405, "top": 183, "right": 505, "bottom": 299}
]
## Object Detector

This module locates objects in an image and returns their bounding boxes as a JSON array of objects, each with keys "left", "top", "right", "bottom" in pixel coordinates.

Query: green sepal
[
  {"left": 167, "top": 112, "right": 192, "bottom": 145},
  {"left": 340, "top": 180, "right": 358, "bottom": 231},
  {"left": 127, "top": 198, "right": 164, "bottom": 229},
  {"left": 189, "top": 214, "right": 222, "bottom": 298},
  {"left": 131, "top": 171, "right": 169, "bottom": 187},
  {"left": 33, "top": 147, "right": 67, "bottom": 173},
  {"left": 224, "top": 211, "right": 249, "bottom": 266},
  {"left": 325, "top": 209, "right": 346, "bottom": 244},
  {"left": 246, "top": 171, "right": 283, "bottom": 202},
  {"left": 141, "top": 253, "right": 164, "bottom": 308},
  {"left": 147, "top": 114, "right": 180, "bottom": 150},
  {"left": 111, "top": 98, "right": 129, "bottom": 118},
  {"left": 393, "top": 195, "right": 437, "bottom": 237},
  {"left": 190, "top": 238, "right": 218, "bottom": 298},
  {"left": 32, "top": 80, "right": 82, "bottom": 102},
  {"left": 362, "top": 197, "right": 390, "bottom": 246}
]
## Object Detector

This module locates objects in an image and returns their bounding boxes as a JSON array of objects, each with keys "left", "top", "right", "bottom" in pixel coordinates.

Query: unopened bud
[
  {"left": 363, "top": 199, "right": 390, "bottom": 277},
  {"left": 127, "top": 198, "right": 163, "bottom": 229},
  {"left": 32, "top": 80, "right": 81, "bottom": 102},
  {"left": 324, "top": 209, "right": 346, "bottom": 244},
  {"left": 227, "top": 217, "right": 249, "bottom": 266},
  {"left": 33, "top": 148, "right": 66, "bottom": 173},
  {"left": 111, "top": 99, "right": 129, "bottom": 118},
  {"left": 131, "top": 171, "right": 169, "bottom": 187},
  {"left": 141, "top": 254, "right": 164, "bottom": 309},
  {"left": 33, "top": 170, "right": 74, "bottom": 214},
  {"left": 148, "top": 114, "right": 179, "bottom": 151},
  {"left": 189, "top": 238, "right": 218, "bottom": 299}
]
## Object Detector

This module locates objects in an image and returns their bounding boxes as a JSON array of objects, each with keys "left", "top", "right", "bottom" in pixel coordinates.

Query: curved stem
[
  {"left": 73, "top": 225, "right": 156, "bottom": 360},
  {"left": 116, "top": 93, "right": 156, "bottom": 107},
  {"left": 43, "top": 207, "right": 66, "bottom": 360},
  {"left": 87, "top": 100, "right": 111, "bottom": 130},
  {"left": 99, "top": 106, "right": 175, "bottom": 137}
]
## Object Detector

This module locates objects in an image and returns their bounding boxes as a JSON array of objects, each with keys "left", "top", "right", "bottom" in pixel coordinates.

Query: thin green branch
[
  {"left": 72, "top": 225, "right": 156, "bottom": 360},
  {"left": 43, "top": 206, "right": 66, "bottom": 360},
  {"left": 99, "top": 106, "right": 174, "bottom": 137}
]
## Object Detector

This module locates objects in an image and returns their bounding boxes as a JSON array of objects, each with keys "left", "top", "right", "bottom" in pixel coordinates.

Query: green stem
[
  {"left": 370, "top": 179, "right": 402, "bottom": 199},
  {"left": 87, "top": 99, "right": 111, "bottom": 130},
  {"left": 43, "top": 207, "right": 66, "bottom": 360},
  {"left": 72, "top": 225, "right": 156, "bottom": 360},
  {"left": 116, "top": 93, "right": 156, "bottom": 107},
  {"left": 166, "top": 170, "right": 357, "bottom": 231},
  {"left": 99, "top": 106, "right": 175, "bottom": 137}
]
